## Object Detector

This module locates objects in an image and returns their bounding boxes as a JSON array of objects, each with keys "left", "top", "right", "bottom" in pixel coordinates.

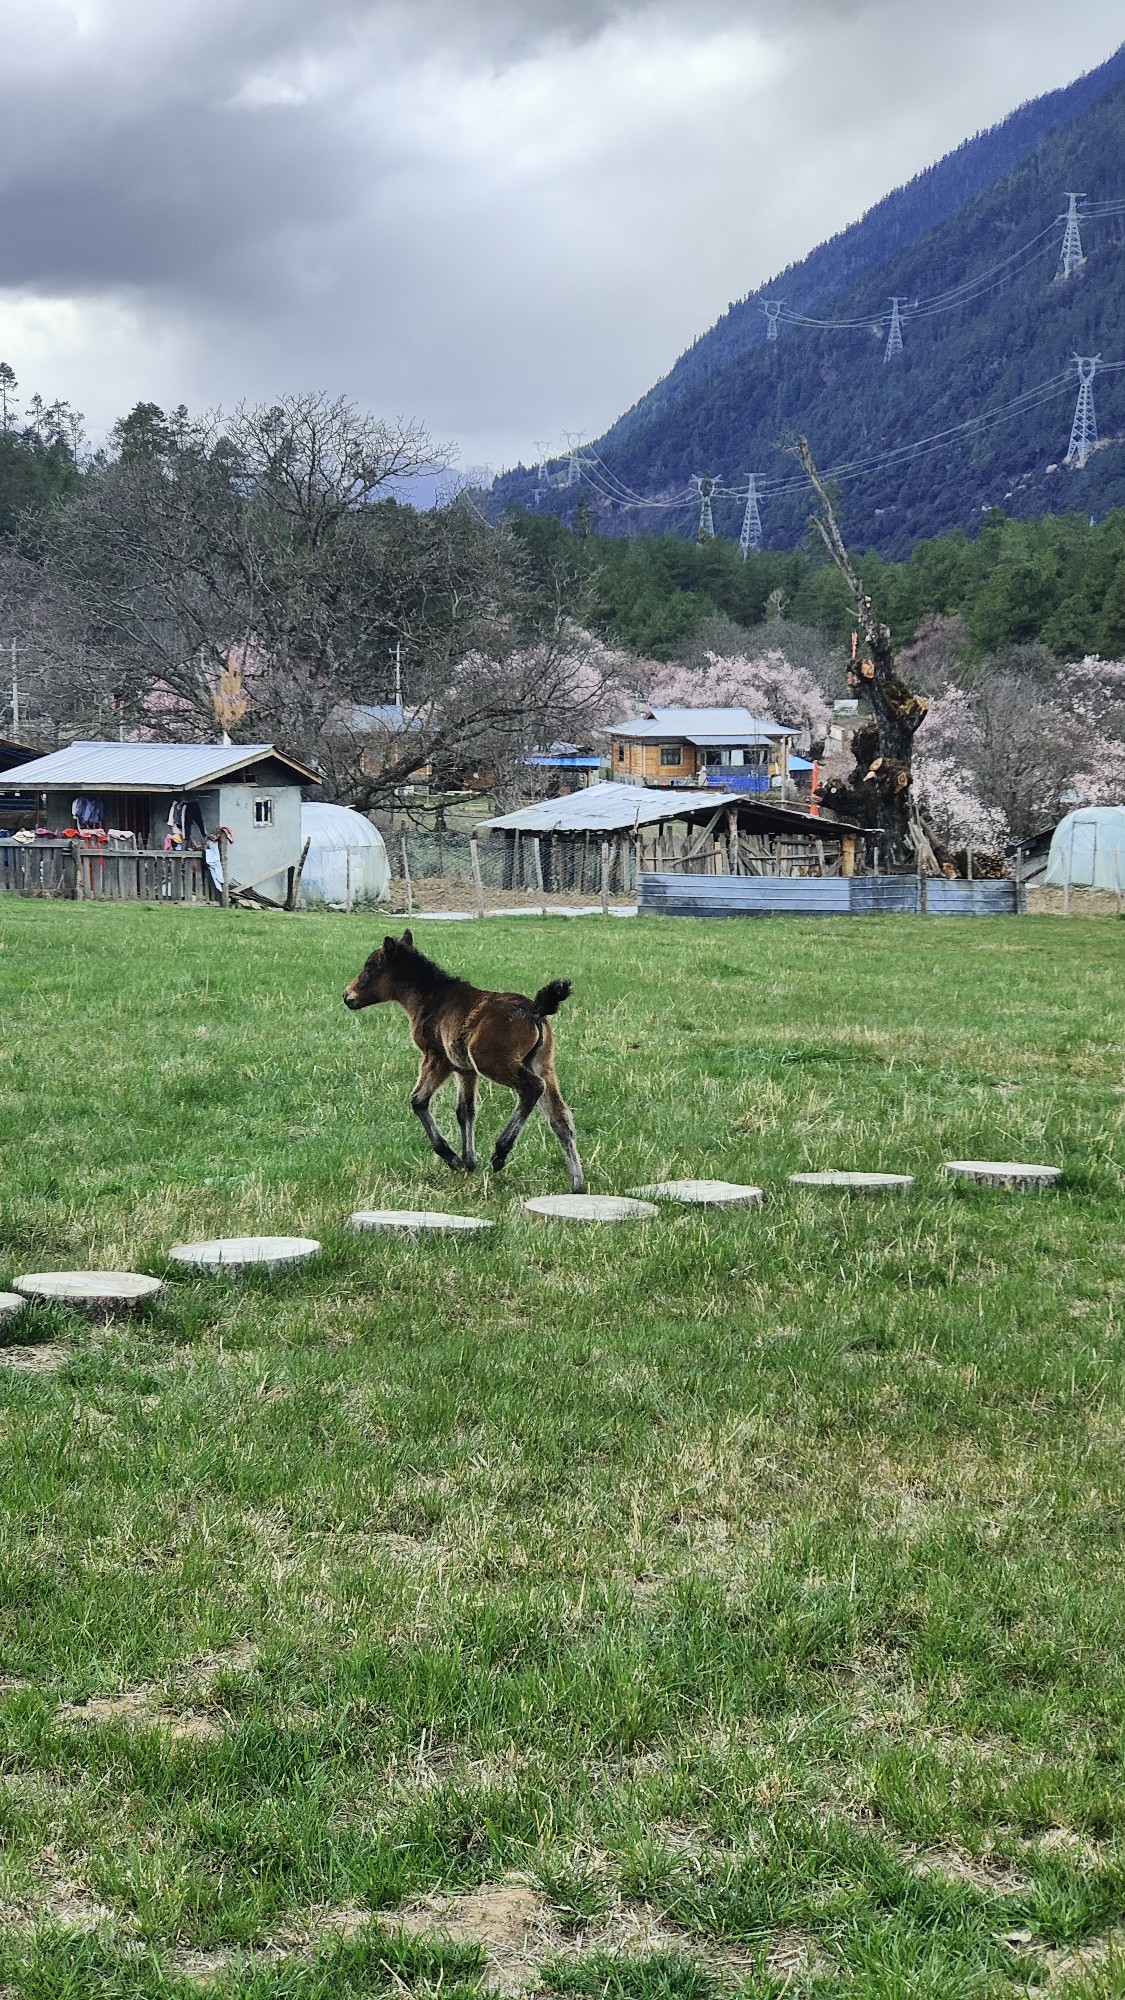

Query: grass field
[{"left": 1, "top": 899, "right": 1123, "bottom": 1999}]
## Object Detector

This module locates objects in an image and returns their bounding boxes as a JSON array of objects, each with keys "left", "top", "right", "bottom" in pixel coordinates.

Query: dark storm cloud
[{"left": 0, "top": 0, "right": 1121, "bottom": 464}]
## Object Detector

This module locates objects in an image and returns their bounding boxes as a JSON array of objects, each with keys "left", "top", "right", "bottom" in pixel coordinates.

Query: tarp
[
  {"left": 299, "top": 802, "right": 389, "bottom": 907},
  {"left": 1045, "top": 805, "right": 1125, "bottom": 891}
]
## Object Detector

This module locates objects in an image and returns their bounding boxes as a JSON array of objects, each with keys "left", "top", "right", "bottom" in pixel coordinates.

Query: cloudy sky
[{"left": 1, "top": 0, "right": 1122, "bottom": 474}]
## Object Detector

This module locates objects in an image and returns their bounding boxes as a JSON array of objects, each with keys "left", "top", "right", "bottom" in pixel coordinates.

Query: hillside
[{"left": 490, "top": 44, "right": 1125, "bottom": 559}]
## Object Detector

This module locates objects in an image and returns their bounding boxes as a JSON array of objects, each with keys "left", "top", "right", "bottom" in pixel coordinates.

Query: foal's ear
[
  {"left": 383, "top": 935, "right": 398, "bottom": 953},
  {"left": 401, "top": 928, "right": 414, "bottom": 947}
]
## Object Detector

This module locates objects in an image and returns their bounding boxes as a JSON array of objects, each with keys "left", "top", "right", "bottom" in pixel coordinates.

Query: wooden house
[{"left": 608, "top": 706, "right": 794, "bottom": 791}]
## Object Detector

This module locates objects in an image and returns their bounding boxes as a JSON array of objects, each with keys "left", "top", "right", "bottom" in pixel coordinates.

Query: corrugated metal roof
[
  {"left": 480, "top": 782, "right": 741, "bottom": 835},
  {"left": 609, "top": 706, "right": 793, "bottom": 745},
  {"left": 0, "top": 740, "right": 318, "bottom": 791}
]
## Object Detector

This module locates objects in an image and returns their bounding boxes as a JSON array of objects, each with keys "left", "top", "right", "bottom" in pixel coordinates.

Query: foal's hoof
[{"left": 489, "top": 1152, "right": 506, "bottom": 1174}]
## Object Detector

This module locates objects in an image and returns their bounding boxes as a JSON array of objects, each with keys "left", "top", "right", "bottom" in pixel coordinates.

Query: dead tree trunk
[{"left": 796, "top": 438, "right": 929, "bottom": 859}]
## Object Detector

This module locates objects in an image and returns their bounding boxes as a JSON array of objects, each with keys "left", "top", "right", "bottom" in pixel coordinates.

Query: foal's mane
[{"left": 390, "top": 936, "right": 461, "bottom": 996}]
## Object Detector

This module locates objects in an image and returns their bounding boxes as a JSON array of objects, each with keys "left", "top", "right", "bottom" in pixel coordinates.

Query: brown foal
[{"left": 343, "top": 931, "right": 584, "bottom": 1191}]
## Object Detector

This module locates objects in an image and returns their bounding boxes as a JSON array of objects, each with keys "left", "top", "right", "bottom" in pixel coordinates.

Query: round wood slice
[
  {"left": 349, "top": 1210, "right": 493, "bottom": 1235},
  {"left": 14, "top": 1271, "right": 164, "bottom": 1309},
  {"left": 523, "top": 1194, "right": 659, "bottom": 1223},
  {"left": 943, "top": 1160, "right": 1061, "bottom": 1190},
  {"left": 789, "top": 1171, "right": 914, "bottom": 1191},
  {"left": 0, "top": 1292, "right": 27, "bottom": 1321},
  {"left": 631, "top": 1180, "right": 764, "bottom": 1207},
  {"left": 168, "top": 1236, "right": 321, "bottom": 1272}
]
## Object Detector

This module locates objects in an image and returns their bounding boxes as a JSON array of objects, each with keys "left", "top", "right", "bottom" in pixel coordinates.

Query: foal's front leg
[
  {"left": 455, "top": 1070, "right": 479, "bottom": 1171},
  {"left": 410, "top": 1054, "right": 461, "bottom": 1170}
]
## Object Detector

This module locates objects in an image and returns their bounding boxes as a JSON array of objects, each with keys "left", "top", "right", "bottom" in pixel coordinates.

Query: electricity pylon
[
  {"left": 764, "top": 300, "right": 783, "bottom": 341},
  {"left": 739, "top": 475, "right": 762, "bottom": 556},
  {"left": 1066, "top": 354, "right": 1100, "bottom": 467},
  {"left": 1058, "top": 193, "right": 1087, "bottom": 279},
  {"left": 694, "top": 475, "right": 716, "bottom": 539},
  {"left": 884, "top": 297, "right": 904, "bottom": 361}
]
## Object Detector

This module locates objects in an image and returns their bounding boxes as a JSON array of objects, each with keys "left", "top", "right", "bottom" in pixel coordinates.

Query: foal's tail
[{"left": 532, "top": 978, "right": 572, "bottom": 1017}]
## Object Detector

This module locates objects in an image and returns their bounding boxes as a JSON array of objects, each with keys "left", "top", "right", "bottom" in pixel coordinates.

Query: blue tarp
[{"left": 1045, "top": 806, "right": 1125, "bottom": 891}]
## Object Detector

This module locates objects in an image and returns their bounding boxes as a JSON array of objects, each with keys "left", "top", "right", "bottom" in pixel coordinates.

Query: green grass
[{"left": 0, "top": 899, "right": 1124, "bottom": 1998}]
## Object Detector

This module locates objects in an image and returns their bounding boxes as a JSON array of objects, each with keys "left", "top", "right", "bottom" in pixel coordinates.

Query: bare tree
[{"left": 797, "top": 437, "right": 929, "bottom": 853}]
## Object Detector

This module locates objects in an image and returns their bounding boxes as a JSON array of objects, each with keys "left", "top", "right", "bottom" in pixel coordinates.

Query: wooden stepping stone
[
  {"left": 631, "top": 1180, "right": 764, "bottom": 1208},
  {"left": 14, "top": 1272, "right": 163, "bottom": 1311},
  {"left": 168, "top": 1236, "right": 321, "bottom": 1273},
  {"left": 789, "top": 1172, "right": 914, "bottom": 1192},
  {"left": 524, "top": 1194, "right": 659, "bottom": 1223},
  {"left": 0, "top": 1293, "right": 26, "bottom": 1322},
  {"left": 349, "top": 1210, "right": 493, "bottom": 1235},
  {"left": 943, "top": 1160, "right": 1061, "bottom": 1190}
]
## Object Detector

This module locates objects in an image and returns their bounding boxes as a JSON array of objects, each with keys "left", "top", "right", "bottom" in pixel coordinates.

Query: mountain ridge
[{"left": 490, "top": 41, "right": 1125, "bottom": 558}]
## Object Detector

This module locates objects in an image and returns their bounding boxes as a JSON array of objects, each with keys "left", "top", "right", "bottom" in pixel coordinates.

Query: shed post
[
  {"left": 470, "top": 833, "right": 485, "bottom": 918},
  {"left": 532, "top": 836, "right": 545, "bottom": 900},
  {"left": 601, "top": 841, "right": 610, "bottom": 915},
  {"left": 218, "top": 831, "right": 230, "bottom": 908},
  {"left": 401, "top": 833, "right": 414, "bottom": 915},
  {"left": 286, "top": 837, "right": 311, "bottom": 911},
  {"left": 1062, "top": 828, "right": 1071, "bottom": 915},
  {"left": 1014, "top": 843, "right": 1023, "bottom": 916},
  {"left": 967, "top": 842, "right": 973, "bottom": 881},
  {"left": 840, "top": 833, "right": 856, "bottom": 879}
]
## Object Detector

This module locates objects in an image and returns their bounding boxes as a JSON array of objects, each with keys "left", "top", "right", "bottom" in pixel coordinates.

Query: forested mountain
[{"left": 490, "top": 43, "right": 1125, "bottom": 559}]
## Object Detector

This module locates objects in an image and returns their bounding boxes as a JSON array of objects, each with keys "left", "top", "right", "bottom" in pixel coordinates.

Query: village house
[{"left": 607, "top": 706, "right": 795, "bottom": 792}]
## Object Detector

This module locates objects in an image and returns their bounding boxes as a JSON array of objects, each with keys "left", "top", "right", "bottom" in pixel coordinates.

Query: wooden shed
[{"left": 0, "top": 740, "right": 317, "bottom": 904}]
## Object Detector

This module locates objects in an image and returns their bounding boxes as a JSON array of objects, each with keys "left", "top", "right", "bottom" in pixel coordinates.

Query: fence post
[
  {"left": 532, "top": 837, "right": 545, "bottom": 903},
  {"left": 400, "top": 833, "right": 414, "bottom": 915},
  {"left": 219, "top": 832, "right": 230, "bottom": 909},
  {"left": 601, "top": 841, "right": 610, "bottom": 915},
  {"left": 470, "top": 833, "right": 485, "bottom": 918},
  {"left": 1063, "top": 831, "right": 1071, "bottom": 915}
]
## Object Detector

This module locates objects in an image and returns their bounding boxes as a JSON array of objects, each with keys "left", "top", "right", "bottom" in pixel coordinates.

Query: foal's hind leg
[
  {"left": 410, "top": 1054, "right": 461, "bottom": 1171},
  {"left": 490, "top": 1066, "right": 544, "bottom": 1174},
  {"left": 541, "top": 1075, "right": 585, "bottom": 1194},
  {"left": 455, "top": 1070, "right": 479, "bottom": 1171}
]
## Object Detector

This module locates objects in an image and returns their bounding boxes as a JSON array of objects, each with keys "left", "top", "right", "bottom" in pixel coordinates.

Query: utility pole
[
  {"left": 394, "top": 640, "right": 403, "bottom": 711},
  {"left": 764, "top": 300, "right": 784, "bottom": 342},
  {"left": 1066, "top": 354, "right": 1100, "bottom": 468},
  {"left": 1058, "top": 193, "right": 1087, "bottom": 279},
  {"left": 884, "top": 297, "right": 904, "bottom": 362},
  {"left": 8, "top": 640, "right": 25, "bottom": 738},
  {"left": 738, "top": 475, "right": 763, "bottom": 557}
]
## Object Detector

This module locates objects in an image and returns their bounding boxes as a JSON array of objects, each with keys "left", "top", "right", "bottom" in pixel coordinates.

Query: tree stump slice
[
  {"left": 0, "top": 1293, "right": 27, "bottom": 1322},
  {"left": 168, "top": 1236, "right": 321, "bottom": 1273},
  {"left": 523, "top": 1195, "right": 659, "bottom": 1223},
  {"left": 631, "top": 1180, "right": 764, "bottom": 1208},
  {"left": 789, "top": 1171, "right": 914, "bottom": 1192},
  {"left": 349, "top": 1210, "right": 493, "bottom": 1235},
  {"left": 943, "top": 1161, "right": 1061, "bottom": 1190},
  {"left": 14, "top": 1272, "right": 164, "bottom": 1310}
]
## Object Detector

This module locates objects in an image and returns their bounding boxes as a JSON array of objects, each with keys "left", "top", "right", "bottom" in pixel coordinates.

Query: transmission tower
[
  {"left": 884, "top": 297, "right": 904, "bottom": 362},
  {"left": 738, "top": 475, "right": 763, "bottom": 556},
  {"left": 1066, "top": 354, "right": 1100, "bottom": 467},
  {"left": 694, "top": 475, "right": 716, "bottom": 540},
  {"left": 764, "top": 300, "right": 784, "bottom": 342},
  {"left": 1058, "top": 193, "right": 1087, "bottom": 279}
]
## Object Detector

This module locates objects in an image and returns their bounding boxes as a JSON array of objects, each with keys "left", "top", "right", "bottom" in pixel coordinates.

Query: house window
[
  {"left": 253, "top": 797, "right": 274, "bottom": 827},
  {"left": 617, "top": 743, "right": 625, "bottom": 763},
  {"left": 659, "top": 743, "right": 682, "bottom": 766}
]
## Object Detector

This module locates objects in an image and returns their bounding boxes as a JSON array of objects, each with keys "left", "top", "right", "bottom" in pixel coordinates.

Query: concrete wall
[{"left": 217, "top": 783, "right": 303, "bottom": 901}]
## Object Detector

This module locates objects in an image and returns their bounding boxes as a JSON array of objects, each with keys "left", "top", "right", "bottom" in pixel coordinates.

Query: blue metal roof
[{"left": 0, "top": 740, "right": 318, "bottom": 791}]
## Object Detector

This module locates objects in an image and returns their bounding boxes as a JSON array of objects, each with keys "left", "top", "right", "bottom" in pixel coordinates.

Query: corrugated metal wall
[{"left": 638, "top": 876, "right": 1020, "bottom": 917}]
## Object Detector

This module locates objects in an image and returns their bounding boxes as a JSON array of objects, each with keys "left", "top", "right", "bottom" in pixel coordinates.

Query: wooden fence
[{"left": 0, "top": 841, "right": 207, "bottom": 903}]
